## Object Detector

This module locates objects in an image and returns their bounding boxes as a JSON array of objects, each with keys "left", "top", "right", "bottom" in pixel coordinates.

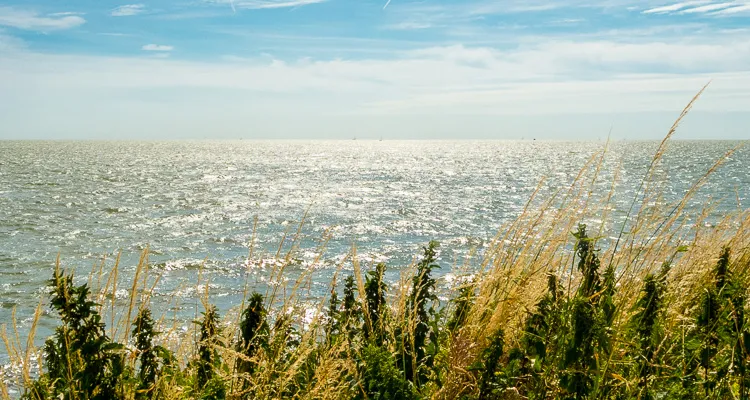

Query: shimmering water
[{"left": 0, "top": 140, "right": 747, "bottom": 349}]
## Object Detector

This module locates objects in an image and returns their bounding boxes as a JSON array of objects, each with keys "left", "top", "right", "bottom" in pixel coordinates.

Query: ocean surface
[{"left": 0, "top": 140, "right": 748, "bottom": 354}]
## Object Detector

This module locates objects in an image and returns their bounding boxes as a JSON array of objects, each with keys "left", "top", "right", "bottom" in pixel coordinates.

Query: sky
[{"left": 0, "top": 0, "right": 749, "bottom": 140}]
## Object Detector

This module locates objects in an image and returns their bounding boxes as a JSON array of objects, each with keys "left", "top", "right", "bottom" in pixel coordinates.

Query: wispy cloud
[
  {"left": 680, "top": 2, "right": 736, "bottom": 13},
  {"left": 642, "top": 1, "right": 711, "bottom": 14},
  {"left": 713, "top": 4, "right": 750, "bottom": 14},
  {"left": 554, "top": 18, "right": 585, "bottom": 24},
  {"left": 49, "top": 12, "right": 85, "bottom": 17},
  {"left": 155, "top": 10, "right": 230, "bottom": 20},
  {"left": 642, "top": 1, "right": 750, "bottom": 15},
  {"left": 0, "top": 7, "right": 85, "bottom": 31},
  {"left": 467, "top": 1, "right": 563, "bottom": 16},
  {"left": 385, "top": 21, "right": 432, "bottom": 30},
  {"left": 111, "top": 4, "right": 146, "bottom": 17},
  {"left": 381, "top": 0, "right": 612, "bottom": 39},
  {"left": 207, "top": 0, "right": 327, "bottom": 10},
  {"left": 142, "top": 44, "right": 174, "bottom": 51}
]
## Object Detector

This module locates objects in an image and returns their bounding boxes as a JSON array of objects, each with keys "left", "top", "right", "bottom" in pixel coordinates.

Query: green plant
[
  {"left": 237, "top": 292, "right": 269, "bottom": 376},
  {"left": 689, "top": 247, "right": 750, "bottom": 398},
  {"left": 356, "top": 343, "right": 417, "bottom": 400},
  {"left": 627, "top": 262, "right": 669, "bottom": 399},
  {"left": 447, "top": 280, "right": 475, "bottom": 333},
  {"left": 522, "top": 274, "right": 563, "bottom": 362},
  {"left": 341, "top": 275, "right": 362, "bottom": 341},
  {"left": 559, "top": 224, "right": 607, "bottom": 399},
  {"left": 326, "top": 279, "right": 341, "bottom": 344},
  {"left": 133, "top": 308, "right": 161, "bottom": 400},
  {"left": 511, "top": 274, "right": 564, "bottom": 398},
  {"left": 474, "top": 328, "right": 505, "bottom": 400},
  {"left": 401, "top": 241, "right": 440, "bottom": 386},
  {"left": 26, "top": 266, "right": 127, "bottom": 400},
  {"left": 195, "top": 305, "right": 224, "bottom": 398},
  {"left": 364, "top": 263, "right": 388, "bottom": 345},
  {"left": 573, "top": 224, "right": 601, "bottom": 298}
]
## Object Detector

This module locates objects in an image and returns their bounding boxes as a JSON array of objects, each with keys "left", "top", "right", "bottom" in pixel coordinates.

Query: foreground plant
[{"left": 24, "top": 266, "right": 127, "bottom": 400}]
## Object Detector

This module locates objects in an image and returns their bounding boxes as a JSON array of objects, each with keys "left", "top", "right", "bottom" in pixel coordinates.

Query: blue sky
[{"left": 0, "top": 0, "right": 749, "bottom": 139}]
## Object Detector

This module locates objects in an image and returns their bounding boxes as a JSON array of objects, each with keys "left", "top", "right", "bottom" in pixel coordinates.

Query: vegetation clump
[{"left": 14, "top": 236, "right": 748, "bottom": 400}]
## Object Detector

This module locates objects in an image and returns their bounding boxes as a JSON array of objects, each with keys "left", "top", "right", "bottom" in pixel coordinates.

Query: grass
[{"left": 2, "top": 86, "right": 750, "bottom": 399}]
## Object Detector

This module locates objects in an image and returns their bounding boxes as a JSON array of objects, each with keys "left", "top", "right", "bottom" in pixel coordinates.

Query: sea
[{"left": 0, "top": 140, "right": 748, "bottom": 360}]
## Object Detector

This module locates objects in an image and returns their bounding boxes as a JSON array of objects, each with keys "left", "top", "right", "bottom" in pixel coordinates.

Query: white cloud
[
  {"left": 471, "top": 2, "right": 561, "bottom": 14},
  {"left": 642, "top": 1, "right": 711, "bottom": 14},
  {"left": 142, "top": 44, "right": 174, "bottom": 51},
  {"left": 408, "top": 39, "right": 750, "bottom": 78},
  {"left": 385, "top": 21, "right": 432, "bottom": 30},
  {"left": 111, "top": 4, "right": 146, "bottom": 17},
  {"left": 712, "top": 4, "right": 750, "bottom": 13},
  {"left": 49, "top": 12, "right": 85, "bottom": 17},
  {"left": 0, "top": 7, "right": 85, "bottom": 31},
  {"left": 3, "top": 39, "right": 748, "bottom": 103},
  {"left": 2, "top": 35, "right": 750, "bottom": 139},
  {"left": 208, "top": 0, "right": 327, "bottom": 9},
  {"left": 555, "top": 18, "right": 585, "bottom": 24},
  {"left": 641, "top": 0, "right": 750, "bottom": 15},
  {"left": 680, "top": 2, "right": 736, "bottom": 13}
]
